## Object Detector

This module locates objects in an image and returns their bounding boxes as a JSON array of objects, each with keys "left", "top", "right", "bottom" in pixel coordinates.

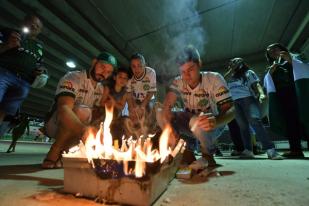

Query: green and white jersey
[
  {"left": 55, "top": 70, "right": 104, "bottom": 108},
  {"left": 0, "top": 27, "right": 44, "bottom": 82},
  {"left": 127, "top": 66, "right": 157, "bottom": 102},
  {"left": 169, "top": 71, "right": 231, "bottom": 115}
]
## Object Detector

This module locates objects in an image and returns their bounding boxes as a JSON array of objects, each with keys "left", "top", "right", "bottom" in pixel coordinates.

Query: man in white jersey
[
  {"left": 159, "top": 45, "right": 235, "bottom": 169},
  {"left": 127, "top": 53, "right": 157, "bottom": 129},
  {"left": 42, "top": 52, "right": 117, "bottom": 169}
]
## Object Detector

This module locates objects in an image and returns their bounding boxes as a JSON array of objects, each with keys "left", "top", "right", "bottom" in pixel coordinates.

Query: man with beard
[
  {"left": 42, "top": 52, "right": 117, "bottom": 168},
  {"left": 264, "top": 43, "right": 309, "bottom": 158}
]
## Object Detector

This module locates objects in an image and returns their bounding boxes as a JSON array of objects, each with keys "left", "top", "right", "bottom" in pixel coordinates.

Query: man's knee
[{"left": 73, "top": 105, "right": 92, "bottom": 124}]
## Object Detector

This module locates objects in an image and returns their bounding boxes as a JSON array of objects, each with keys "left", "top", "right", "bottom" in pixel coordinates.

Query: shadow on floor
[{"left": 0, "top": 164, "right": 63, "bottom": 186}]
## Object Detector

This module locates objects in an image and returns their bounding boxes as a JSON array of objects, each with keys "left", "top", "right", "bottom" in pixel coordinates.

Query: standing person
[
  {"left": 126, "top": 53, "right": 157, "bottom": 137},
  {"left": 0, "top": 14, "right": 47, "bottom": 124},
  {"left": 227, "top": 119, "right": 244, "bottom": 156},
  {"left": 6, "top": 114, "right": 30, "bottom": 153},
  {"left": 224, "top": 58, "right": 282, "bottom": 159},
  {"left": 264, "top": 43, "right": 309, "bottom": 158},
  {"left": 42, "top": 52, "right": 117, "bottom": 168},
  {"left": 158, "top": 45, "right": 235, "bottom": 169}
]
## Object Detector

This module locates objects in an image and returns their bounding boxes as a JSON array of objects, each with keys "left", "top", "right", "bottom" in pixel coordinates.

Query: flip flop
[{"left": 41, "top": 158, "right": 63, "bottom": 169}]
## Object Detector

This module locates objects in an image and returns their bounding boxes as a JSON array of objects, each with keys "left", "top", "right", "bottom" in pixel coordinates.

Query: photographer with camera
[
  {"left": 0, "top": 14, "right": 47, "bottom": 125},
  {"left": 264, "top": 43, "right": 309, "bottom": 158}
]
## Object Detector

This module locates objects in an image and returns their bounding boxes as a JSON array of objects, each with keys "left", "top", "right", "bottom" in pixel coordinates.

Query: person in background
[
  {"left": 0, "top": 14, "right": 47, "bottom": 125},
  {"left": 264, "top": 43, "right": 309, "bottom": 158},
  {"left": 158, "top": 45, "right": 235, "bottom": 170},
  {"left": 6, "top": 114, "right": 30, "bottom": 153},
  {"left": 42, "top": 52, "right": 117, "bottom": 168},
  {"left": 126, "top": 53, "right": 157, "bottom": 138},
  {"left": 101, "top": 67, "right": 132, "bottom": 142},
  {"left": 224, "top": 57, "right": 282, "bottom": 159}
]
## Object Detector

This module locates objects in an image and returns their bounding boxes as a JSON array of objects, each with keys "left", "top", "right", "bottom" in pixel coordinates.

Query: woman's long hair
[
  {"left": 229, "top": 58, "right": 250, "bottom": 83},
  {"left": 265, "top": 43, "right": 289, "bottom": 64}
]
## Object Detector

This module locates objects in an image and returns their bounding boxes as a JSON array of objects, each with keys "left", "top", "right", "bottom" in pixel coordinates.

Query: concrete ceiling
[{"left": 0, "top": 0, "right": 308, "bottom": 118}]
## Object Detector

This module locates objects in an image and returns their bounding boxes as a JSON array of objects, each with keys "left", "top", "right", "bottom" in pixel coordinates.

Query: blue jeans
[
  {"left": 234, "top": 96, "right": 274, "bottom": 151},
  {"left": 170, "top": 112, "right": 225, "bottom": 155},
  {"left": 0, "top": 67, "right": 30, "bottom": 115}
]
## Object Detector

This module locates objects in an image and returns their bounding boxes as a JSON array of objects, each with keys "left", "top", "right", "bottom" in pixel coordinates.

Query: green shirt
[{"left": 0, "top": 27, "right": 44, "bottom": 83}]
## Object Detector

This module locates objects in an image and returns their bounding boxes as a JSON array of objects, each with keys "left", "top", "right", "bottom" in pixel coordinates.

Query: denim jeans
[
  {"left": 234, "top": 96, "right": 274, "bottom": 151},
  {"left": 0, "top": 66, "right": 30, "bottom": 115},
  {"left": 165, "top": 111, "right": 225, "bottom": 155}
]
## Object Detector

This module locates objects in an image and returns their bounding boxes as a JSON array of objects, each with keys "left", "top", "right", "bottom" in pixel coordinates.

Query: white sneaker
[
  {"left": 188, "top": 157, "right": 208, "bottom": 171},
  {"left": 239, "top": 149, "right": 255, "bottom": 159},
  {"left": 267, "top": 148, "right": 283, "bottom": 160}
]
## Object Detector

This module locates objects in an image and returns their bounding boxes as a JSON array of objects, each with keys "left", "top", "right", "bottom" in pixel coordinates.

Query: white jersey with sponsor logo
[
  {"left": 55, "top": 70, "right": 104, "bottom": 108},
  {"left": 169, "top": 71, "right": 231, "bottom": 115},
  {"left": 127, "top": 66, "right": 157, "bottom": 102},
  {"left": 227, "top": 69, "right": 259, "bottom": 100}
]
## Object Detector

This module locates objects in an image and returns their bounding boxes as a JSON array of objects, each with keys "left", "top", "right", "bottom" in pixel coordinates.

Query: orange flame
[{"left": 67, "top": 106, "right": 181, "bottom": 178}]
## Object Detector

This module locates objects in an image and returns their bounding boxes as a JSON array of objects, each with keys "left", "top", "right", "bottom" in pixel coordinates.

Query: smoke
[{"left": 149, "top": 0, "right": 206, "bottom": 77}]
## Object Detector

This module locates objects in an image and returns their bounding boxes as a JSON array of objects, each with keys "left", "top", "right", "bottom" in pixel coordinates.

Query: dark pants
[
  {"left": 228, "top": 119, "right": 244, "bottom": 152},
  {"left": 277, "top": 87, "right": 302, "bottom": 151}
]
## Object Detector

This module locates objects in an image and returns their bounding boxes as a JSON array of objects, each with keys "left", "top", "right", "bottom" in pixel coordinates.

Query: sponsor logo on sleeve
[{"left": 215, "top": 86, "right": 229, "bottom": 97}]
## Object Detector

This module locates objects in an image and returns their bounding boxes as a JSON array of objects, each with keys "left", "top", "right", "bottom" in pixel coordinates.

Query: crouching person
[
  {"left": 42, "top": 52, "right": 117, "bottom": 169},
  {"left": 158, "top": 45, "right": 235, "bottom": 170}
]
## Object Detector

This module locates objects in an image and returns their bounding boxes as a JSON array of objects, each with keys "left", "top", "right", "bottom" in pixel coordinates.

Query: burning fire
[{"left": 65, "top": 106, "right": 183, "bottom": 178}]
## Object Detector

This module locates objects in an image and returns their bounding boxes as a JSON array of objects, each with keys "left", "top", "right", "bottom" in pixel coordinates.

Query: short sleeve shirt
[
  {"left": 56, "top": 70, "right": 104, "bottom": 108},
  {"left": 227, "top": 70, "right": 259, "bottom": 100},
  {"left": 169, "top": 71, "right": 231, "bottom": 115},
  {"left": 127, "top": 66, "right": 156, "bottom": 102}
]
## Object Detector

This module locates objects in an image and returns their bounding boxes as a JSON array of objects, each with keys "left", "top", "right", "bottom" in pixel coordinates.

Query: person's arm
[
  {"left": 162, "top": 91, "right": 178, "bottom": 122},
  {"left": 268, "top": 51, "right": 293, "bottom": 75},
  {"left": 214, "top": 98, "right": 235, "bottom": 127},
  {"left": 141, "top": 69, "right": 157, "bottom": 108},
  {"left": 99, "top": 87, "right": 110, "bottom": 107},
  {"left": 114, "top": 92, "right": 128, "bottom": 110},
  {"left": 127, "top": 92, "right": 137, "bottom": 112},
  {"left": 56, "top": 96, "right": 85, "bottom": 132},
  {"left": 141, "top": 91, "right": 156, "bottom": 108},
  {"left": 0, "top": 31, "right": 21, "bottom": 54},
  {"left": 279, "top": 51, "right": 292, "bottom": 64},
  {"left": 195, "top": 98, "right": 235, "bottom": 131},
  {"left": 127, "top": 92, "right": 140, "bottom": 122},
  {"left": 195, "top": 74, "right": 235, "bottom": 131},
  {"left": 251, "top": 82, "right": 266, "bottom": 103}
]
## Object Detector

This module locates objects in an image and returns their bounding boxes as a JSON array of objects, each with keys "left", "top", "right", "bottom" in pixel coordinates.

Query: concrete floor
[{"left": 0, "top": 141, "right": 308, "bottom": 206}]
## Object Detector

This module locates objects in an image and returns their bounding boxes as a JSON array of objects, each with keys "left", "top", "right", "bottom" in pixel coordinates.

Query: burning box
[
  {"left": 62, "top": 106, "right": 185, "bottom": 205},
  {"left": 63, "top": 151, "right": 182, "bottom": 206}
]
